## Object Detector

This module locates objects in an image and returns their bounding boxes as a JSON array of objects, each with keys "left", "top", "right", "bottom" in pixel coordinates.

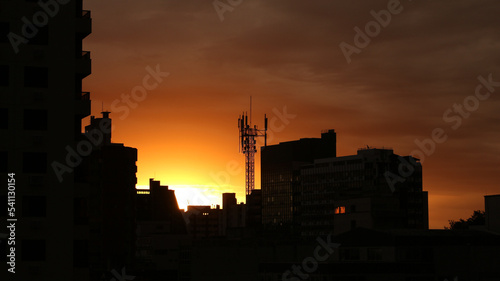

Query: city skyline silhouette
[
  {"left": 80, "top": 0, "right": 500, "bottom": 229},
  {"left": 2, "top": 0, "right": 500, "bottom": 280}
]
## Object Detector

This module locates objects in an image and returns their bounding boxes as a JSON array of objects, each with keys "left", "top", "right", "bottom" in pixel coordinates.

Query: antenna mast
[{"left": 238, "top": 97, "right": 267, "bottom": 196}]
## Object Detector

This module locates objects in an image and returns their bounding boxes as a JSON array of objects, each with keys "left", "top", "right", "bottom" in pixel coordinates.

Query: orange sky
[{"left": 82, "top": 0, "right": 500, "bottom": 229}]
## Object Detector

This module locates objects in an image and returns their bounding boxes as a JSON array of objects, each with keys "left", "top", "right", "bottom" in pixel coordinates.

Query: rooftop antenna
[{"left": 238, "top": 97, "right": 267, "bottom": 196}]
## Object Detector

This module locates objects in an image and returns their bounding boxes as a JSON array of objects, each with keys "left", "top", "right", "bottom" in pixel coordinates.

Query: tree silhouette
[{"left": 445, "top": 210, "right": 485, "bottom": 230}]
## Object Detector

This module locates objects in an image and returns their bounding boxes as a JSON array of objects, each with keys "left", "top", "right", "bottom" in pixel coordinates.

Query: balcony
[
  {"left": 76, "top": 51, "right": 91, "bottom": 78},
  {"left": 75, "top": 91, "right": 91, "bottom": 118},
  {"left": 76, "top": 10, "right": 92, "bottom": 38}
]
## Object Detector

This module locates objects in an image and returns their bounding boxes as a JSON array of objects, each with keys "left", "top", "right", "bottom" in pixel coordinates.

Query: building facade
[
  {"left": 485, "top": 195, "right": 500, "bottom": 234},
  {"left": 261, "top": 129, "right": 337, "bottom": 230},
  {"left": 135, "top": 179, "right": 188, "bottom": 281},
  {"left": 0, "top": 1, "right": 92, "bottom": 280},
  {"left": 261, "top": 130, "right": 428, "bottom": 236},
  {"left": 85, "top": 112, "right": 138, "bottom": 280},
  {"left": 300, "top": 148, "right": 428, "bottom": 236}
]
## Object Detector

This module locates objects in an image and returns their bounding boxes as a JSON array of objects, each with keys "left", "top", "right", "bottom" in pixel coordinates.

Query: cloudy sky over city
[{"left": 83, "top": 0, "right": 500, "bottom": 228}]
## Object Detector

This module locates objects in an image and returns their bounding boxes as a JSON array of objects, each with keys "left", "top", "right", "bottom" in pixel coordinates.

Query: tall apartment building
[
  {"left": 261, "top": 129, "right": 337, "bottom": 230},
  {"left": 0, "top": 1, "right": 92, "bottom": 280},
  {"left": 84, "top": 112, "right": 138, "bottom": 280}
]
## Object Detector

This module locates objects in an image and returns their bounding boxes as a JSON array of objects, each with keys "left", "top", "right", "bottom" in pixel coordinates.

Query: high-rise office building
[
  {"left": 0, "top": 1, "right": 92, "bottom": 280},
  {"left": 300, "top": 148, "right": 428, "bottom": 236},
  {"left": 261, "top": 129, "right": 337, "bottom": 230},
  {"left": 261, "top": 130, "right": 429, "bottom": 236}
]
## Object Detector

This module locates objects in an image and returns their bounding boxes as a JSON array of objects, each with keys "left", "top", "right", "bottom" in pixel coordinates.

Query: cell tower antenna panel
[{"left": 238, "top": 100, "right": 267, "bottom": 196}]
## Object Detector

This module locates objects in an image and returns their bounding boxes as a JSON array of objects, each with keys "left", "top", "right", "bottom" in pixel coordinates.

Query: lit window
[{"left": 334, "top": 206, "right": 345, "bottom": 214}]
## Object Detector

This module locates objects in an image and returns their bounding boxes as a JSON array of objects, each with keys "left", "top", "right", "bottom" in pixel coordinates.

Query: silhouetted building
[
  {"left": 85, "top": 112, "right": 138, "bottom": 280},
  {"left": 136, "top": 178, "right": 187, "bottom": 233},
  {"left": 185, "top": 227, "right": 500, "bottom": 281},
  {"left": 246, "top": 189, "right": 262, "bottom": 231},
  {"left": 261, "top": 130, "right": 428, "bottom": 236},
  {"left": 259, "top": 228, "right": 500, "bottom": 281},
  {"left": 261, "top": 129, "right": 337, "bottom": 231},
  {"left": 135, "top": 179, "right": 188, "bottom": 281},
  {"left": 184, "top": 193, "right": 247, "bottom": 239},
  {"left": 485, "top": 195, "right": 500, "bottom": 234},
  {"left": 222, "top": 193, "right": 246, "bottom": 236},
  {"left": 185, "top": 205, "right": 222, "bottom": 239},
  {"left": 0, "top": 1, "right": 92, "bottom": 280},
  {"left": 300, "top": 148, "right": 428, "bottom": 236}
]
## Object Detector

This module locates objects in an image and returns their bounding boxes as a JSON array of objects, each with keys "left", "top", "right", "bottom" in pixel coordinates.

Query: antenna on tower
[
  {"left": 238, "top": 98, "right": 267, "bottom": 196},
  {"left": 250, "top": 96, "right": 252, "bottom": 125}
]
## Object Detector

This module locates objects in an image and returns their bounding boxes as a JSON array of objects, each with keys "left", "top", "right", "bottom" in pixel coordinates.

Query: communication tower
[{"left": 238, "top": 99, "right": 267, "bottom": 196}]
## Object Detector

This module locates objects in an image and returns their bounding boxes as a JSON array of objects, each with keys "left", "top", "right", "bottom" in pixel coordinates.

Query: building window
[
  {"left": 368, "top": 248, "right": 383, "bottom": 261},
  {"left": 22, "top": 196, "right": 46, "bottom": 217},
  {"left": 27, "top": 26, "right": 48, "bottom": 45},
  {"left": 23, "top": 109, "right": 48, "bottom": 130},
  {"left": 0, "top": 22, "right": 8, "bottom": 43},
  {"left": 0, "top": 195, "right": 6, "bottom": 217},
  {"left": 74, "top": 197, "right": 88, "bottom": 225},
  {"left": 24, "top": 66, "right": 48, "bottom": 88},
  {"left": 22, "top": 152, "right": 47, "bottom": 173},
  {"left": 154, "top": 249, "right": 169, "bottom": 255},
  {"left": 334, "top": 206, "right": 345, "bottom": 214},
  {"left": 22, "top": 240, "right": 46, "bottom": 261},
  {"left": 0, "top": 108, "right": 7, "bottom": 129},
  {"left": 73, "top": 240, "right": 88, "bottom": 267},
  {"left": 340, "top": 248, "right": 360, "bottom": 261},
  {"left": 0, "top": 65, "right": 8, "bottom": 86},
  {"left": 0, "top": 151, "right": 6, "bottom": 173}
]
